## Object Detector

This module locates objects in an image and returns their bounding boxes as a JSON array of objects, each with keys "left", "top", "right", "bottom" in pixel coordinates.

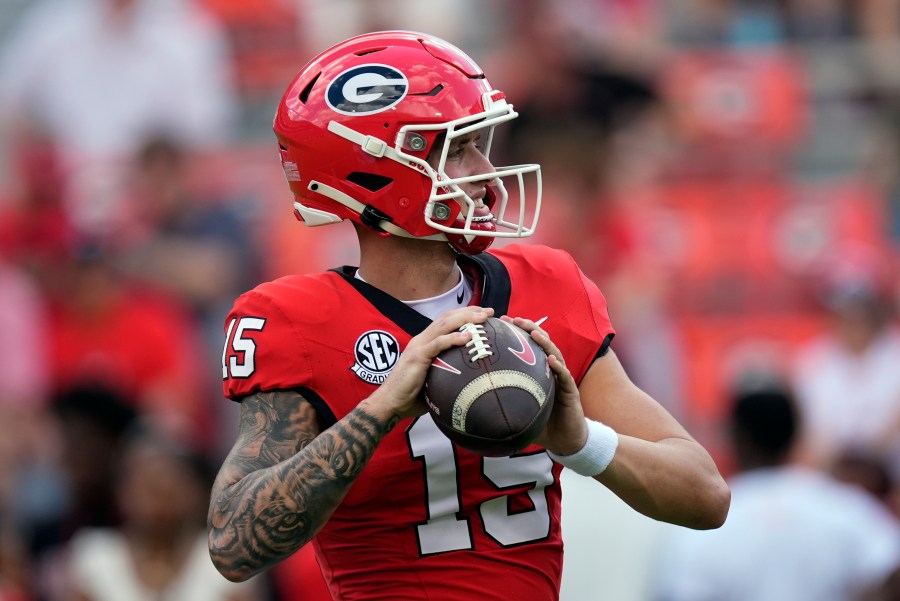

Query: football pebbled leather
[{"left": 424, "top": 317, "right": 555, "bottom": 456}]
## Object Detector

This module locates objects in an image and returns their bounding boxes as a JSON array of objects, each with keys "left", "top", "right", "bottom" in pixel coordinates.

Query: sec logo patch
[
  {"left": 326, "top": 64, "right": 409, "bottom": 116},
  {"left": 351, "top": 330, "right": 400, "bottom": 384}
]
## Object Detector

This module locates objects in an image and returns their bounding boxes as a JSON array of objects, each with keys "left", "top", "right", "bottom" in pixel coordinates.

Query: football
[{"left": 423, "top": 317, "right": 555, "bottom": 456}]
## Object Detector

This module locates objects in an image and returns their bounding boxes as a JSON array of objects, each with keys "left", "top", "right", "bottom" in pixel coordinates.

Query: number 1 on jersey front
[{"left": 407, "top": 416, "right": 555, "bottom": 556}]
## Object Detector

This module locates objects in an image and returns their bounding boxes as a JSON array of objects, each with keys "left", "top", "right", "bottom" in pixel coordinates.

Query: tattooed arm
[
  {"left": 207, "top": 306, "right": 494, "bottom": 582},
  {"left": 207, "top": 390, "right": 400, "bottom": 581}
]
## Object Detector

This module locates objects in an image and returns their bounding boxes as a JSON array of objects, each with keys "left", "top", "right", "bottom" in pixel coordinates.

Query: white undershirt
[{"left": 355, "top": 265, "right": 474, "bottom": 320}]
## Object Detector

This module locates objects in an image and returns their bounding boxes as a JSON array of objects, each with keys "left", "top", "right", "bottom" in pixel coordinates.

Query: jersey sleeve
[
  {"left": 557, "top": 254, "right": 616, "bottom": 383},
  {"left": 499, "top": 244, "right": 615, "bottom": 384},
  {"left": 221, "top": 285, "right": 313, "bottom": 401}
]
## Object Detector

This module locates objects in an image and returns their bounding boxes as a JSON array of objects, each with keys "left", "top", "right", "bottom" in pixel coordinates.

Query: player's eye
[
  {"left": 447, "top": 144, "right": 465, "bottom": 160},
  {"left": 448, "top": 135, "right": 481, "bottom": 160}
]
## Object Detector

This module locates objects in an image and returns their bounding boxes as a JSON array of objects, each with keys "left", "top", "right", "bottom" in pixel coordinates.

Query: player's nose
[{"left": 467, "top": 147, "right": 496, "bottom": 183}]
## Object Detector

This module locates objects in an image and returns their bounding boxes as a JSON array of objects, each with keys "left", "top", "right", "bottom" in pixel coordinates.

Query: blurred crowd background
[{"left": 2, "top": 0, "right": 900, "bottom": 600}]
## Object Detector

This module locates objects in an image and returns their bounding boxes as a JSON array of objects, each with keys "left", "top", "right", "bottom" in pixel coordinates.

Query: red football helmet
[{"left": 273, "top": 31, "right": 542, "bottom": 255}]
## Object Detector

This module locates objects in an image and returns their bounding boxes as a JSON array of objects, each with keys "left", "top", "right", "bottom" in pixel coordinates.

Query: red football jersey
[{"left": 221, "top": 244, "right": 615, "bottom": 601}]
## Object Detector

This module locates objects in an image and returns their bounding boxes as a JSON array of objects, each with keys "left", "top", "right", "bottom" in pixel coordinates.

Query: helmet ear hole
[{"left": 347, "top": 172, "right": 392, "bottom": 192}]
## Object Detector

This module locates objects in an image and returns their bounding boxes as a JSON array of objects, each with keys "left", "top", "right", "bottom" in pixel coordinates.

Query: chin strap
[
  {"left": 296, "top": 181, "right": 445, "bottom": 241},
  {"left": 291, "top": 120, "right": 446, "bottom": 241}
]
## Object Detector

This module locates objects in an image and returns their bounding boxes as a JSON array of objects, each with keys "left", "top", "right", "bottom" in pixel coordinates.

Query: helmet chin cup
[
  {"left": 447, "top": 232, "right": 494, "bottom": 255},
  {"left": 448, "top": 215, "right": 496, "bottom": 255},
  {"left": 428, "top": 199, "right": 498, "bottom": 254}
]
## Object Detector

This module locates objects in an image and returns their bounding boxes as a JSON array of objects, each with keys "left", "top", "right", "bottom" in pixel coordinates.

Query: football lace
[{"left": 460, "top": 322, "right": 493, "bottom": 362}]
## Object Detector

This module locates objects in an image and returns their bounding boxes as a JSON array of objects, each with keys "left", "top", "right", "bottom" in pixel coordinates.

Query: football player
[{"left": 208, "top": 31, "right": 730, "bottom": 601}]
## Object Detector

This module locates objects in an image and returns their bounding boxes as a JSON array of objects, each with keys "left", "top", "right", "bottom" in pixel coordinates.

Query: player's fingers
[
  {"left": 408, "top": 306, "right": 494, "bottom": 361},
  {"left": 419, "top": 329, "right": 471, "bottom": 361},
  {"left": 506, "top": 316, "right": 567, "bottom": 369},
  {"left": 547, "top": 353, "right": 578, "bottom": 394},
  {"left": 431, "top": 305, "right": 494, "bottom": 334},
  {"left": 502, "top": 315, "right": 548, "bottom": 337}
]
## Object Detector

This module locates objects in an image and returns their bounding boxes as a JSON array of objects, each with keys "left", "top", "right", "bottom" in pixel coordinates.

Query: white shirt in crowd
[
  {"left": 68, "top": 529, "right": 258, "bottom": 601},
  {"left": 653, "top": 466, "right": 900, "bottom": 601}
]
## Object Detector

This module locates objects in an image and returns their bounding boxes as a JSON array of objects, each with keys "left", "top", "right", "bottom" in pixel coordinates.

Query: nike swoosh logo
[
  {"left": 504, "top": 321, "right": 537, "bottom": 366},
  {"left": 457, "top": 290, "right": 465, "bottom": 304},
  {"left": 430, "top": 357, "right": 461, "bottom": 374}
]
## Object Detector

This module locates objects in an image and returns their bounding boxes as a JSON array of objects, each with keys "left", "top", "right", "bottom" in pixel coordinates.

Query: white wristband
[{"left": 547, "top": 419, "right": 618, "bottom": 477}]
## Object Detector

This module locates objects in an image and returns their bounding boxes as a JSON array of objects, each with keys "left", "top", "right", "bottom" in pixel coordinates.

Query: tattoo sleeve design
[{"left": 208, "top": 390, "right": 400, "bottom": 580}]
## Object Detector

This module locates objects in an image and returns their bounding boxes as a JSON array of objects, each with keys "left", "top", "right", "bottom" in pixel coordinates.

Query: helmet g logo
[{"left": 326, "top": 64, "right": 409, "bottom": 116}]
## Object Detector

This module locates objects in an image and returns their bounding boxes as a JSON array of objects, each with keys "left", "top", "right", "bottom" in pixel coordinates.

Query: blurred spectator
[
  {"left": 476, "top": 2, "right": 690, "bottom": 423},
  {"left": 59, "top": 426, "right": 261, "bottom": 601},
  {"left": 114, "top": 135, "right": 264, "bottom": 455},
  {"left": 27, "top": 384, "right": 138, "bottom": 601},
  {"left": 0, "top": 261, "right": 56, "bottom": 553},
  {"left": 199, "top": 0, "right": 307, "bottom": 107},
  {"left": 0, "top": 259, "right": 48, "bottom": 411},
  {"left": 43, "top": 239, "right": 214, "bottom": 453},
  {"left": 652, "top": 372, "right": 900, "bottom": 601},
  {"left": 664, "top": 0, "right": 785, "bottom": 47},
  {"left": 858, "top": 0, "right": 900, "bottom": 99},
  {"left": 575, "top": 99, "right": 688, "bottom": 418},
  {"left": 831, "top": 447, "right": 899, "bottom": 517},
  {"left": 0, "top": 522, "right": 35, "bottom": 601},
  {"left": 117, "top": 135, "right": 263, "bottom": 341},
  {"left": 298, "top": 0, "right": 493, "bottom": 61},
  {"left": 0, "top": 0, "right": 237, "bottom": 233},
  {"left": 862, "top": 106, "right": 900, "bottom": 248},
  {"left": 0, "top": 261, "right": 60, "bottom": 601},
  {"left": 488, "top": 1, "right": 662, "bottom": 168},
  {"left": 790, "top": 243, "right": 900, "bottom": 477},
  {"left": 0, "top": 129, "right": 77, "bottom": 278},
  {"left": 505, "top": 78, "right": 687, "bottom": 418},
  {"left": 782, "top": 0, "right": 852, "bottom": 42},
  {"left": 861, "top": 565, "right": 900, "bottom": 601}
]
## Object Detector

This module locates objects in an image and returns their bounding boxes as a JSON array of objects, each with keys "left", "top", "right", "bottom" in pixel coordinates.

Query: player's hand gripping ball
[{"left": 424, "top": 317, "right": 555, "bottom": 456}]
